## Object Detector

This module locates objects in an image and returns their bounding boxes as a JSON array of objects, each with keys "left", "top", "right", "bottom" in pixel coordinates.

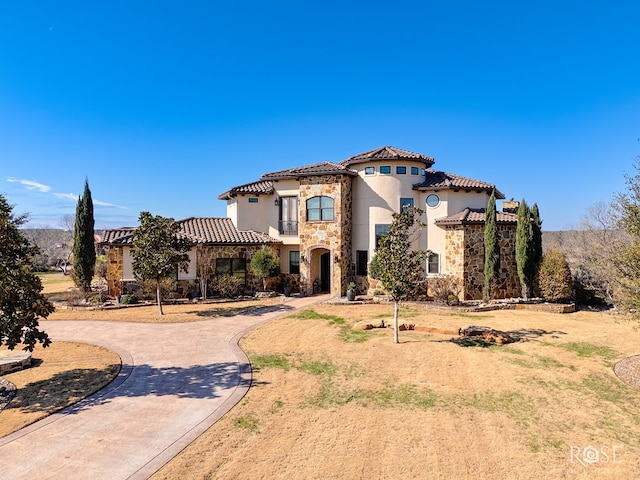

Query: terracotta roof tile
[
  {"left": 100, "top": 218, "right": 280, "bottom": 246},
  {"left": 414, "top": 170, "right": 504, "bottom": 198},
  {"left": 434, "top": 208, "right": 518, "bottom": 225},
  {"left": 260, "top": 161, "right": 357, "bottom": 180},
  {"left": 340, "top": 146, "right": 435, "bottom": 167},
  {"left": 218, "top": 180, "right": 274, "bottom": 200},
  {"left": 100, "top": 228, "right": 135, "bottom": 245}
]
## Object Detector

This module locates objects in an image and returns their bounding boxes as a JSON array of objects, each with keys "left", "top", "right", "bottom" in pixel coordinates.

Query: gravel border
[
  {"left": 0, "top": 377, "right": 16, "bottom": 411},
  {"left": 614, "top": 355, "right": 640, "bottom": 390}
]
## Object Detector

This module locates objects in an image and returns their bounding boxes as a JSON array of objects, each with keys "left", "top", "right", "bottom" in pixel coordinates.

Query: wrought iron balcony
[{"left": 279, "top": 220, "right": 298, "bottom": 235}]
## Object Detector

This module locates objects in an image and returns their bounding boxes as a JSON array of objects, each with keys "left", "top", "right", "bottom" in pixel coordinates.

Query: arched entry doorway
[{"left": 308, "top": 247, "right": 331, "bottom": 294}]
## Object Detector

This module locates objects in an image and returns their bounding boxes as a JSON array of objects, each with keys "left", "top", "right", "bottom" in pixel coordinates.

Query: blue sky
[{"left": 1, "top": 1, "right": 639, "bottom": 231}]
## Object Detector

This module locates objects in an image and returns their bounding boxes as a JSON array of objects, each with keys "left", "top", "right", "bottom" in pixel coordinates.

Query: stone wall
[
  {"left": 298, "top": 174, "right": 353, "bottom": 297},
  {"left": 106, "top": 246, "right": 123, "bottom": 296},
  {"left": 444, "top": 223, "right": 520, "bottom": 300}
]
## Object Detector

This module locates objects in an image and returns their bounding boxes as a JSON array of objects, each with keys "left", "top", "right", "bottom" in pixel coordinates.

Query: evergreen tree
[
  {"left": 369, "top": 207, "right": 428, "bottom": 344},
  {"left": 538, "top": 248, "right": 573, "bottom": 302},
  {"left": 249, "top": 247, "right": 280, "bottom": 291},
  {"left": 132, "top": 212, "right": 192, "bottom": 315},
  {"left": 531, "top": 203, "right": 543, "bottom": 267},
  {"left": 483, "top": 191, "right": 500, "bottom": 301},
  {"left": 72, "top": 179, "right": 96, "bottom": 292},
  {"left": 516, "top": 199, "right": 535, "bottom": 299},
  {"left": 0, "top": 194, "right": 54, "bottom": 351}
]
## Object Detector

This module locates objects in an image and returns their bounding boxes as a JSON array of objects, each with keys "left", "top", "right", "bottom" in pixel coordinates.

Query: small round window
[{"left": 426, "top": 194, "right": 440, "bottom": 208}]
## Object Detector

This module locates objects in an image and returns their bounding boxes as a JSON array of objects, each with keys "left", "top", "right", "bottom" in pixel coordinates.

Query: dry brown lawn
[
  {"left": 8, "top": 273, "right": 640, "bottom": 478},
  {"left": 153, "top": 303, "right": 640, "bottom": 480},
  {"left": 0, "top": 341, "right": 121, "bottom": 437}
]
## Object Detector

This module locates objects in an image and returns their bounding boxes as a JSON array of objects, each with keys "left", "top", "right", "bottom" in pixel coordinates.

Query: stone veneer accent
[
  {"left": 106, "top": 246, "right": 124, "bottom": 296},
  {"left": 444, "top": 224, "right": 520, "bottom": 300},
  {"left": 298, "top": 174, "right": 352, "bottom": 297}
]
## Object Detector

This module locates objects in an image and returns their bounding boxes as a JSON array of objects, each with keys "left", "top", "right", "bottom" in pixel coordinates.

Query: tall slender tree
[
  {"left": 0, "top": 194, "right": 54, "bottom": 351},
  {"left": 531, "top": 203, "right": 543, "bottom": 267},
  {"left": 516, "top": 199, "right": 535, "bottom": 299},
  {"left": 483, "top": 191, "right": 500, "bottom": 301},
  {"left": 72, "top": 179, "right": 96, "bottom": 292}
]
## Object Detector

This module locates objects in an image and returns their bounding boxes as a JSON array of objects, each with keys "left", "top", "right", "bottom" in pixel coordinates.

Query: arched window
[{"left": 306, "top": 196, "right": 334, "bottom": 221}]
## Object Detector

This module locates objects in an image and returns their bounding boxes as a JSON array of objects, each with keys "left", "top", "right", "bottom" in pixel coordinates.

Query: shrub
[
  {"left": 87, "top": 292, "right": 109, "bottom": 303},
  {"left": 429, "top": 275, "right": 460, "bottom": 304},
  {"left": 538, "top": 248, "right": 573, "bottom": 302},
  {"left": 66, "top": 288, "right": 87, "bottom": 306},
  {"left": 119, "top": 294, "right": 139, "bottom": 305},
  {"left": 213, "top": 275, "right": 244, "bottom": 298}
]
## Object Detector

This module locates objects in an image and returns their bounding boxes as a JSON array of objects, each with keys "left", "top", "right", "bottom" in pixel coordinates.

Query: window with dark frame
[
  {"left": 289, "top": 251, "right": 300, "bottom": 274},
  {"left": 279, "top": 196, "right": 298, "bottom": 235},
  {"left": 400, "top": 197, "right": 414, "bottom": 211},
  {"left": 306, "top": 196, "right": 334, "bottom": 221},
  {"left": 356, "top": 250, "right": 368, "bottom": 276},
  {"left": 396, "top": 166, "right": 406, "bottom": 174},
  {"left": 215, "top": 258, "right": 247, "bottom": 284},
  {"left": 411, "top": 166, "right": 419, "bottom": 175},
  {"left": 428, "top": 253, "right": 439, "bottom": 274},
  {"left": 375, "top": 224, "right": 390, "bottom": 249},
  {"left": 365, "top": 166, "right": 375, "bottom": 175},
  {"left": 380, "top": 166, "right": 391, "bottom": 174}
]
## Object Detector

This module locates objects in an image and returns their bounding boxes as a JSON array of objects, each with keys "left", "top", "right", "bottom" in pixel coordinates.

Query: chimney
[{"left": 502, "top": 198, "right": 519, "bottom": 214}]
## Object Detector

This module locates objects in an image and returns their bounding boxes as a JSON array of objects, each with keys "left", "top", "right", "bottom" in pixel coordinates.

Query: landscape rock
[{"left": 459, "top": 325, "right": 516, "bottom": 344}]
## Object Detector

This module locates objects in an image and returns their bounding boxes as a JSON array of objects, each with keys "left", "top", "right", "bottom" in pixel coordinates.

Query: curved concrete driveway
[{"left": 0, "top": 295, "right": 326, "bottom": 479}]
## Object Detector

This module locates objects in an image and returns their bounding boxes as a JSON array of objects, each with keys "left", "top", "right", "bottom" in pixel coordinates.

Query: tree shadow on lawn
[
  {"left": 447, "top": 328, "right": 568, "bottom": 348},
  {"left": 188, "top": 303, "right": 295, "bottom": 318},
  {"left": 9, "top": 360, "right": 269, "bottom": 415}
]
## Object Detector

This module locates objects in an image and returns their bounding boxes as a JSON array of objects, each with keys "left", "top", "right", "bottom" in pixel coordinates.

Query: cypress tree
[
  {"left": 483, "top": 191, "right": 500, "bottom": 301},
  {"left": 72, "top": 179, "right": 96, "bottom": 292},
  {"left": 516, "top": 199, "right": 534, "bottom": 299},
  {"left": 531, "top": 203, "right": 543, "bottom": 267}
]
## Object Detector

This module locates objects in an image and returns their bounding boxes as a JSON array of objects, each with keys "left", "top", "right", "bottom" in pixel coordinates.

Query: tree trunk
[
  {"left": 393, "top": 301, "right": 400, "bottom": 344},
  {"left": 157, "top": 282, "right": 164, "bottom": 315}
]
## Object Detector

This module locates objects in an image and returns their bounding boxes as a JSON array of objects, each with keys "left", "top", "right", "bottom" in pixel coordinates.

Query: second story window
[
  {"left": 306, "top": 196, "right": 334, "bottom": 221},
  {"left": 400, "top": 198, "right": 414, "bottom": 211},
  {"left": 279, "top": 196, "right": 298, "bottom": 235}
]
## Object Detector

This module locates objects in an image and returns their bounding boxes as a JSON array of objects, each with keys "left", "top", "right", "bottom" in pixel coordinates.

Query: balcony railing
[{"left": 279, "top": 220, "right": 298, "bottom": 236}]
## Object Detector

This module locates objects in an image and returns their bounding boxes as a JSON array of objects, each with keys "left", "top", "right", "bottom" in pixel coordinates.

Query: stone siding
[
  {"left": 298, "top": 175, "right": 353, "bottom": 297},
  {"left": 444, "top": 224, "right": 519, "bottom": 300}
]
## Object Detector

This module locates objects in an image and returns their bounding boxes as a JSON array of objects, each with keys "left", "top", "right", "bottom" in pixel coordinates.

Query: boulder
[{"left": 459, "top": 325, "right": 516, "bottom": 344}]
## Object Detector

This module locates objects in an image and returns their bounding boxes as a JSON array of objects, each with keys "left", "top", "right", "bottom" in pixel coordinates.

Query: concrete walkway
[{"left": 0, "top": 295, "right": 326, "bottom": 479}]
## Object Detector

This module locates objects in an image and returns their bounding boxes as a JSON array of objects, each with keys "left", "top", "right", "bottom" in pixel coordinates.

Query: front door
[{"left": 320, "top": 252, "right": 330, "bottom": 292}]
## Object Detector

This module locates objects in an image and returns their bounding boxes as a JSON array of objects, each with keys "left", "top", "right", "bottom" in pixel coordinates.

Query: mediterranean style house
[{"left": 101, "top": 146, "right": 521, "bottom": 300}]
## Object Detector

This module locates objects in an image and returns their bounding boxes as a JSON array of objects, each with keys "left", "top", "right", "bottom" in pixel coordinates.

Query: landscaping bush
[
  {"left": 538, "top": 248, "right": 573, "bottom": 302},
  {"left": 87, "top": 292, "right": 109, "bottom": 303},
  {"left": 212, "top": 275, "right": 243, "bottom": 298},
  {"left": 65, "top": 288, "right": 87, "bottom": 306},
  {"left": 119, "top": 294, "right": 139, "bottom": 305},
  {"left": 429, "top": 275, "right": 460, "bottom": 304}
]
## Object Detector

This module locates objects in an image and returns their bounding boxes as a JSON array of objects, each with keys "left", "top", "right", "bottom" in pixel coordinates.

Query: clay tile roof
[
  {"left": 218, "top": 180, "right": 274, "bottom": 200},
  {"left": 100, "top": 228, "right": 136, "bottom": 245},
  {"left": 434, "top": 208, "right": 518, "bottom": 226},
  {"left": 260, "top": 161, "right": 357, "bottom": 180},
  {"left": 414, "top": 170, "right": 504, "bottom": 198},
  {"left": 100, "top": 218, "right": 280, "bottom": 246},
  {"left": 340, "top": 146, "right": 435, "bottom": 167},
  {"left": 178, "top": 217, "right": 280, "bottom": 244}
]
